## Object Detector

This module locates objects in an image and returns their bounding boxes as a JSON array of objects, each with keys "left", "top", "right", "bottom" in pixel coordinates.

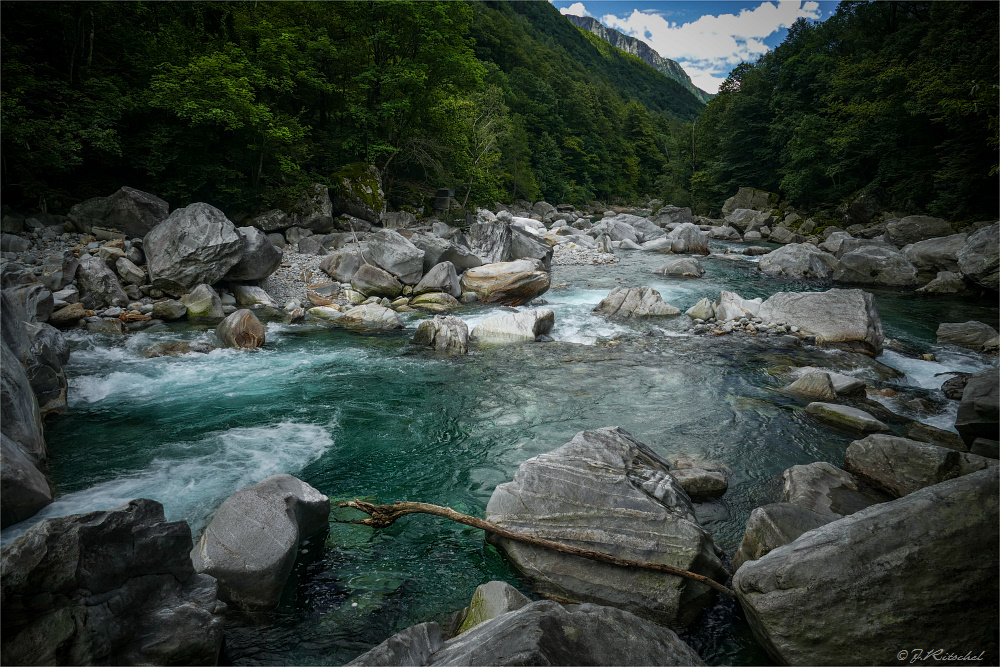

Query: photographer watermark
[{"left": 897, "top": 649, "right": 986, "bottom": 663}]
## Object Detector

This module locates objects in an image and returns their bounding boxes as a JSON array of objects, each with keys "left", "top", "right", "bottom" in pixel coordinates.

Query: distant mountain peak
[{"left": 565, "top": 15, "right": 713, "bottom": 103}]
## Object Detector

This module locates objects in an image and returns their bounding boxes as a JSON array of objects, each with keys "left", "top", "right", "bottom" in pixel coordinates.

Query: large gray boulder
[
  {"left": 459, "top": 260, "right": 549, "bottom": 306},
  {"left": 3, "top": 282, "right": 54, "bottom": 324},
  {"left": 885, "top": 215, "right": 953, "bottom": 246},
  {"left": 293, "top": 183, "right": 336, "bottom": 232},
  {"left": 833, "top": 245, "right": 918, "bottom": 286},
  {"left": 414, "top": 262, "right": 461, "bottom": 298},
  {"left": 471, "top": 309, "right": 553, "bottom": 346},
  {"left": 67, "top": 186, "right": 169, "bottom": 238},
  {"left": 844, "top": 434, "right": 995, "bottom": 498},
  {"left": 957, "top": 222, "right": 999, "bottom": 291},
  {"left": 781, "top": 461, "right": 883, "bottom": 519},
  {"left": 653, "top": 257, "right": 704, "bottom": 278},
  {"left": 665, "top": 223, "right": 710, "bottom": 255},
  {"left": 724, "top": 208, "right": 770, "bottom": 232},
  {"left": 937, "top": 321, "right": 999, "bottom": 350},
  {"left": 351, "top": 264, "right": 403, "bottom": 299},
  {"left": 365, "top": 229, "right": 425, "bottom": 285},
  {"left": 594, "top": 286, "right": 680, "bottom": 318},
  {"left": 509, "top": 226, "right": 553, "bottom": 270},
  {"left": 714, "top": 291, "right": 762, "bottom": 321},
  {"left": 902, "top": 232, "right": 966, "bottom": 278},
  {"left": 412, "top": 316, "right": 469, "bottom": 355},
  {"left": 485, "top": 427, "right": 728, "bottom": 627},
  {"left": 756, "top": 289, "right": 885, "bottom": 356},
  {"left": 39, "top": 250, "right": 77, "bottom": 292},
  {"left": 23, "top": 322, "right": 69, "bottom": 416},
  {"left": 248, "top": 208, "right": 291, "bottom": 232},
  {"left": 320, "top": 250, "right": 363, "bottom": 283},
  {"left": 225, "top": 226, "right": 283, "bottom": 281},
  {"left": 722, "top": 187, "right": 774, "bottom": 216},
  {"left": 767, "top": 226, "right": 804, "bottom": 245},
  {"left": 731, "top": 503, "right": 832, "bottom": 572},
  {"left": 733, "top": 469, "right": 999, "bottom": 666},
  {"left": 468, "top": 219, "right": 513, "bottom": 264},
  {"left": 76, "top": 256, "right": 129, "bottom": 310},
  {"left": 342, "top": 303, "right": 404, "bottom": 330},
  {"left": 144, "top": 203, "right": 243, "bottom": 296},
  {"left": 805, "top": 402, "right": 889, "bottom": 434},
  {"left": 591, "top": 218, "right": 639, "bottom": 244},
  {"left": 350, "top": 600, "right": 705, "bottom": 666},
  {"left": 758, "top": 243, "right": 838, "bottom": 280},
  {"left": 1, "top": 337, "right": 46, "bottom": 467},
  {"left": 191, "top": 474, "right": 329, "bottom": 609},
  {"left": 1, "top": 498, "right": 226, "bottom": 665},
  {"left": 955, "top": 367, "right": 999, "bottom": 446},
  {"left": 0, "top": 434, "right": 52, "bottom": 529},
  {"left": 330, "top": 165, "right": 385, "bottom": 225}
]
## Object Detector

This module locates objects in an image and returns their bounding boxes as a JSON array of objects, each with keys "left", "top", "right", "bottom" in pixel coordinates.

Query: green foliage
[{"left": 695, "top": 1, "right": 998, "bottom": 220}]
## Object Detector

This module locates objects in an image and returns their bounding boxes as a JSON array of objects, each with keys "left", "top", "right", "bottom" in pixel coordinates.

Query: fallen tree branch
[{"left": 339, "top": 499, "right": 735, "bottom": 598}]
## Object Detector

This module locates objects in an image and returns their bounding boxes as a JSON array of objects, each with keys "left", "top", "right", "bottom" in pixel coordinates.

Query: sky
[{"left": 550, "top": 1, "right": 840, "bottom": 94}]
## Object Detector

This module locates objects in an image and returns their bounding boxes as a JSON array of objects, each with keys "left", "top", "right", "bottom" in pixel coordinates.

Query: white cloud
[
  {"left": 559, "top": 2, "right": 591, "bottom": 17},
  {"left": 597, "top": 1, "right": 821, "bottom": 94}
]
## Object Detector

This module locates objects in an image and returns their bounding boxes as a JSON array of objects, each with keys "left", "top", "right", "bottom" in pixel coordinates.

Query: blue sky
[{"left": 550, "top": 1, "right": 840, "bottom": 94}]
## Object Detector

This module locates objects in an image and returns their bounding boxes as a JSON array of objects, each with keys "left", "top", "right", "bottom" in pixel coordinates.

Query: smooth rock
[
  {"left": 459, "top": 260, "right": 549, "bottom": 306},
  {"left": 191, "top": 474, "right": 329, "bottom": 609},
  {"left": 3, "top": 283, "right": 54, "bottom": 323},
  {"left": 342, "top": 303, "right": 403, "bottom": 330},
  {"left": 471, "top": 309, "right": 554, "bottom": 346},
  {"left": 937, "top": 320, "right": 999, "bottom": 350},
  {"left": 832, "top": 245, "right": 919, "bottom": 286},
  {"left": 181, "top": 284, "right": 224, "bottom": 323},
  {"left": 781, "top": 461, "right": 882, "bottom": 519},
  {"left": 0, "top": 434, "right": 52, "bottom": 528},
  {"left": 756, "top": 289, "right": 884, "bottom": 356},
  {"left": 412, "top": 316, "right": 469, "bottom": 355},
  {"left": 225, "top": 226, "right": 283, "bottom": 281},
  {"left": 734, "top": 469, "right": 998, "bottom": 666},
  {"left": 594, "top": 286, "right": 680, "bottom": 318},
  {"left": 365, "top": 229, "right": 425, "bottom": 284},
  {"left": 665, "top": 223, "right": 710, "bottom": 255},
  {"left": 905, "top": 421, "right": 968, "bottom": 452},
  {"left": 653, "top": 257, "right": 704, "bottom": 278},
  {"left": 410, "top": 292, "right": 460, "bottom": 313},
  {"left": 249, "top": 209, "right": 291, "bottom": 232},
  {"left": 784, "top": 372, "right": 837, "bottom": 401},
  {"left": 47, "top": 302, "right": 86, "bottom": 328},
  {"left": 413, "top": 261, "right": 461, "bottom": 298},
  {"left": 320, "top": 250, "right": 363, "bottom": 283},
  {"left": 115, "top": 256, "right": 145, "bottom": 285},
  {"left": 2, "top": 498, "right": 226, "bottom": 665},
  {"left": 509, "top": 226, "right": 553, "bottom": 270},
  {"left": 955, "top": 367, "right": 999, "bottom": 446},
  {"left": 758, "top": 243, "right": 838, "bottom": 280},
  {"left": 144, "top": 203, "right": 243, "bottom": 296},
  {"left": 23, "top": 322, "right": 69, "bottom": 416},
  {"left": 788, "top": 366, "right": 865, "bottom": 396},
  {"left": 915, "top": 270, "right": 966, "bottom": 294},
  {"left": 685, "top": 297, "right": 715, "bottom": 320},
  {"left": 152, "top": 298, "right": 188, "bottom": 321},
  {"left": 885, "top": 215, "right": 953, "bottom": 246},
  {"left": 714, "top": 291, "right": 762, "bottom": 321},
  {"left": 76, "top": 256, "right": 129, "bottom": 310},
  {"left": 351, "top": 263, "right": 403, "bottom": 299},
  {"left": 468, "top": 219, "right": 513, "bottom": 264},
  {"left": 957, "top": 222, "right": 998, "bottom": 291},
  {"left": 731, "top": 503, "right": 831, "bottom": 572},
  {"left": 231, "top": 284, "right": 275, "bottom": 307},
  {"left": 902, "top": 232, "right": 966, "bottom": 277},
  {"left": 215, "top": 309, "right": 265, "bottom": 349},
  {"left": 485, "top": 427, "right": 727, "bottom": 627},
  {"left": 670, "top": 468, "right": 728, "bottom": 501},
  {"left": 805, "top": 402, "right": 889, "bottom": 434}
]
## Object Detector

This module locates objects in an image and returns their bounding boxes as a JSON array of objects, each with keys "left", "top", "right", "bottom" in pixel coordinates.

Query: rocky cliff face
[{"left": 566, "top": 15, "right": 713, "bottom": 104}]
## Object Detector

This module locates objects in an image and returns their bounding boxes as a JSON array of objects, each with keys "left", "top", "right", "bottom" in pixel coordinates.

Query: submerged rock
[
  {"left": 594, "top": 286, "right": 680, "bottom": 318},
  {"left": 471, "top": 309, "right": 554, "bottom": 346},
  {"left": 1, "top": 498, "right": 226, "bottom": 665},
  {"left": 734, "top": 469, "right": 999, "bottom": 666},
  {"left": 191, "top": 474, "right": 329, "bottom": 609},
  {"left": 805, "top": 402, "right": 889, "bottom": 434},
  {"left": 756, "top": 288, "right": 884, "bottom": 356},
  {"left": 485, "top": 426, "right": 727, "bottom": 627}
]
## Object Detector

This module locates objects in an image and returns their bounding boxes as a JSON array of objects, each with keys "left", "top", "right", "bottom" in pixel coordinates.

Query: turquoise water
[{"left": 4, "top": 243, "right": 997, "bottom": 665}]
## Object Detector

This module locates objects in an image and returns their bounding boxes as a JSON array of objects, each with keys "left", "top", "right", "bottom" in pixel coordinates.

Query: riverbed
[{"left": 3, "top": 243, "right": 996, "bottom": 665}]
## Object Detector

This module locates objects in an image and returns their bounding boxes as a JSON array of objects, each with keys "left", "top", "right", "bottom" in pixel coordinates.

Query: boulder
[
  {"left": 115, "top": 257, "right": 146, "bottom": 285},
  {"left": 722, "top": 187, "right": 775, "bottom": 216},
  {"left": 902, "top": 232, "right": 966, "bottom": 278},
  {"left": 665, "top": 223, "right": 710, "bottom": 255},
  {"left": 342, "top": 303, "right": 403, "bottom": 330},
  {"left": 471, "top": 309, "right": 554, "bottom": 346},
  {"left": 293, "top": 183, "right": 336, "bottom": 232},
  {"left": 285, "top": 226, "right": 313, "bottom": 245},
  {"left": 47, "top": 302, "right": 86, "bottom": 328},
  {"left": 916, "top": 270, "right": 967, "bottom": 294},
  {"left": 468, "top": 219, "right": 513, "bottom": 265},
  {"left": 685, "top": 297, "right": 715, "bottom": 320},
  {"left": 23, "top": 322, "right": 69, "bottom": 416},
  {"left": 409, "top": 292, "right": 460, "bottom": 313},
  {"left": 714, "top": 291, "right": 762, "bottom": 321},
  {"left": 957, "top": 222, "right": 998, "bottom": 291},
  {"left": 191, "top": 474, "right": 329, "bottom": 609},
  {"left": 509, "top": 226, "right": 553, "bottom": 270},
  {"left": 805, "top": 402, "right": 889, "bottom": 434},
  {"left": 731, "top": 503, "right": 832, "bottom": 572},
  {"left": 590, "top": 218, "right": 639, "bottom": 244},
  {"left": 350, "top": 600, "right": 705, "bottom": 667},
  {"left": 734, "top": 469, "right": 999, "bottom": 666},
  {"left": 844, "top": 434, "right": 995, "bottom": 498},
  {"left": 725, "top": 209, "right": 771, "bottom": 232},
  {"left": 67, "top": 187, "right": 169, "bottom": 237},
  {"left": 365, "top": 229, "right": 425, "bottom": 285},
  {"left": 784, "top": 372, "right": 837, "bottom": 401},
  {"left": 446, "top": 581, "right": 530, "bottom": 636},
  {"left": 758, "top": 244, "right": 838, "bottom": 280},
  {"left": 905, "top": 421, "right": 968, "bottom": 452},
  {"left": 670, "top": 468, "right": 728, "bottom": 501},
  {"left": 955, "top": 367, "right": 999, "bottom": 446},
  {"left": 330, "top": 164, "right": 385, "bottom": 225},
  {"left": 320, "top": 250, "right": 363, "bottom": 283},
  {"left": 781, "top": 461, "right": 882, "bottom": 519},
  {"left": 653, "top": 257, "right": 705, "bottom": 278},
  {"left": 937, "top": 320, "right": 999, "bottom": 350},
  {"left": 76, "top": 256, "right": 129, "bottom": 310},
  {"left": 225, "top": 226, "right": 283, "bottom": 281},
  {"left": 459, "top": 260, "right": 549, "bottom": 306},
  {"left": 412, "top": 316, "right": 469, "bottom": 355},
  {"left": 215, "top": 309, "right": 265, "bottom": 349},
  {"left": 1, "top": 498, "right": 226, "bottom": 665},
  {"left": 708, "top": 225, "right": 742, "bottom": 240},
  {"left": 248, "top": 209, "right": 291, "bottom": 232},
  {"left": 382, "top": 211, "right": 416, "bottom": 230},
  {"left": 788, "top": 366, "right": 865, "bottom": 396},
  {"left": 39, "top": 250, "right": 76, "bottom": 291},
  {"left": 297, "top": 236, "right": 326, "bottom": 255},
  {"left": 885, "top": 215, "right": 953, "bottom": 246},
  {"left": 3, "top": 282, "right": 54, "bottom": 323},
  {"left": 181, "top": 284, "right": 224, "bottom": 323},
  {"left": 818, "top": 230, "right": 853, "bottom": 255},
  {"left": 96, "top": 245, "right": 127, "bottom": 271},
  {"left": 152, "top": 299, "right": 188, "bottom": 321},
  {"left": 231, "top": 284, "right": 275, "bottom": 307},
  {"left": 756, "top": 289, "right": 885, "bottom": 356},
  {"left": 767, "top": 226, "right": 803, "bottom": 245},
  {"left": 832, "top": 245, "right": 919, "bottom": 286},
  {"left": 485, "top": 427, "right": 728, "bottom": 627},
  {"left": 351, "top": 264, "right": 403, "bottom": 299},
  {"left": 143, "top": 203, "right": 243, "bottom": 296},
  {"left": 594, "top": 286, "right": 680, "bottom": 318},
  {"left": 267, "top": 232, "right": 286, "bottom": 247},
  {"left": 413, "top": 261, "right": 461, "bottom": 298},
  {"left": 0, "top": 434, "right": 52, "bottom": 528}
]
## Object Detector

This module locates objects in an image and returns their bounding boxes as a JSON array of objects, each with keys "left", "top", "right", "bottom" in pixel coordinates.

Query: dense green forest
[
  {"left": 2, "top": 1, "right": 997, "bottom": 222},
  {"left": 0, "top": 0, "right": 700, "bottom": 218},
  {"left": 692, "top": 0, "right": 999, "bottom": 222}
]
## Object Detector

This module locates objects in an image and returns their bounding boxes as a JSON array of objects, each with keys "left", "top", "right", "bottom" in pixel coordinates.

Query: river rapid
[{"left": 3, "top": 242, "right": 997, "bottom": 665}]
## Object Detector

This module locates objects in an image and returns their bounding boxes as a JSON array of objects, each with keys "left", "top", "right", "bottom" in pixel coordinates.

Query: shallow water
[{"left": 4, "top": 243, "right": 997, "bottom": 665}]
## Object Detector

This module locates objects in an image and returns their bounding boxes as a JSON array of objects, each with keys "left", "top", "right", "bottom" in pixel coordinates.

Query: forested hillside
[
  {"left": 1, "top": 1, "right": 701, "bottom": 218},
  {"left": 691, "top": 0, "right": 998, "bottom": 222}
]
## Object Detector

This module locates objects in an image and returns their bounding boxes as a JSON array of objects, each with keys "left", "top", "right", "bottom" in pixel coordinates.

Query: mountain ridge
[{"left": 565, "top": 14, "right": 713, "bottom": 104}]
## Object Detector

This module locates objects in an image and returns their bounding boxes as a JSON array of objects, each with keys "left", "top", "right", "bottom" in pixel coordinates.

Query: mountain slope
[{"left": 565, "top": 14, "right": 713, "bottom": 104}]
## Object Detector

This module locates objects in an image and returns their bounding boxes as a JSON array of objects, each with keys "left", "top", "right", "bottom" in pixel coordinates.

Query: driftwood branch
[{"left": 339, "top": 499, "right": 735, "bottom": 598}]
